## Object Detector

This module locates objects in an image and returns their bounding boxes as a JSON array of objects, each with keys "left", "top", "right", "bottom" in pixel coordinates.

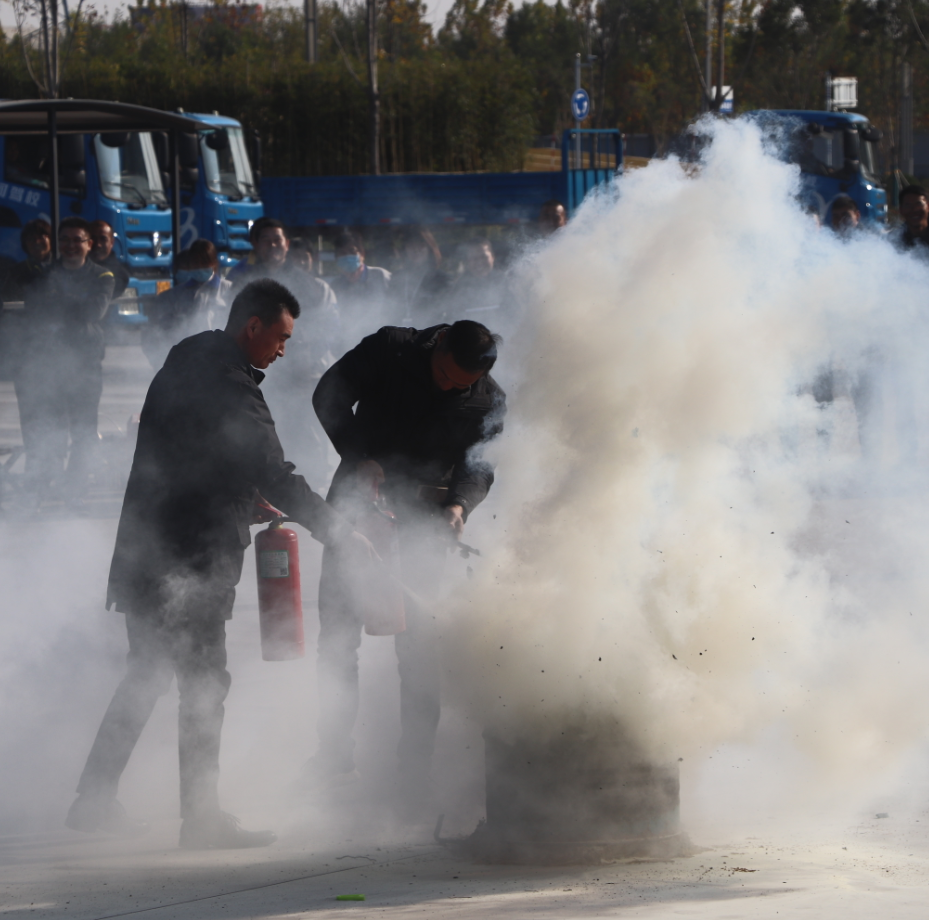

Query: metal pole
[
  {"left": 305, "top": 0, "right": 317, "bottom": 63},
  {"left": 171, "top": 129, "right": 181, "bottom": 283},
  {"left": 49, "top": 107, "right": 60, "bottom": 260},
  {"left": 575, "top": 52, "right": 581, "bottom": 169},
  {"left": 825, "top": 72, "right": 832, "bottom": 112},
  {"left": 716, "top": 0, "right": 724, "bottom": 109},
  {"left": 704, "top": 0, "right": 711, "bottom": 112},
  {"left": 902, "top": 62, "right": 914, "bottom": 176}
]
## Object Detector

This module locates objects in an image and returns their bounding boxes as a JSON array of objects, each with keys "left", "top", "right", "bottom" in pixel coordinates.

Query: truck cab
[
  {"left": 0, "top": 130, "right": 172, "bottom": 322},
  {"left": 179, "top": 114, "right": 263, "bottom": 269},
  {"left": 750, "top": 110, "right": 887, "bottom": 224}
]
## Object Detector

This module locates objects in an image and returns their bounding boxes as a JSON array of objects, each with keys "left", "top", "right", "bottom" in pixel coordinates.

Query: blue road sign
[{"left": 571, "top": 88, "right": 590, "bottom": 121}]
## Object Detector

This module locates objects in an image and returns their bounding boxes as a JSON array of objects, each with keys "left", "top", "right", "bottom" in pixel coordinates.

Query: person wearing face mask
[
  {"left": 142, "top": 241, "right": 231, "bottom": 370},
  {"left": 329, "top": 230, "right": 391, "bottom": 341},
  {"left": 15, "top": 217, "right": 115, "bottom": 504},
  {"left": 89, "top": 220, "right": 130, "bottom": 301}
]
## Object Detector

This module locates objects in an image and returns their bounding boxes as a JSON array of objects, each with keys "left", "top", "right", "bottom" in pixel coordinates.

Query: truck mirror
[
  {"left": 844, "top": 128, "right": 860, "bottom": 163},
  {"left": 862, "top": 126, "right": 882, "bottom": 143},
  {"left": 151, "top": 132, "right": 169, "bottom": 171},
  {"left": 205, "top": 129, "right": 229, "bottom": 151},
  {"left": 178, "top": 133, "right": 199, "bottom": 170},
  {"left": 58, "top": 134, "right": 85, "bottom": 168},
  {"left": 100, "top": 132, "right": 130, "bottom": 148}
]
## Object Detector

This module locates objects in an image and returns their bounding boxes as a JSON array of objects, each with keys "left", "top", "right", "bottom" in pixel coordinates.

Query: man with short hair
[
  {"left": 538, "top": 199, "right": 567, "bottom": 236},
  {"left": 308, "top": 320, "right": 506, "bottom": 820},
  {"left": 443, "top": 239, "right": 505, "bottom": 320},
  {"left": 15, "top": 217, "right": 115, "bottom": 501},
  {"left": 228, "top": 218, "right": 335, "bottom": 315},
  {"left": 898, "top": 185, "right": 929, "bottom": 250},
  {"left": 66, "top": 279, "right": 373, "bottom": 848},
  {"left": 3, "top": 218, "right": 52, "bottom": 303},
  {"left": 830, "top": 194, "right": 861, "bottom": 233},
  {"left": 89, "top": 220, "right": 130, "bottom": 300}
]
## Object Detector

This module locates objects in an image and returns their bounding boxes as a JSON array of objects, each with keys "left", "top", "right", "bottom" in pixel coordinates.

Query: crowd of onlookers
[
  {"left": 5, "top": 182, "right": 929, "bottom": 510},
  {"left": 0, "top": 199, "right": 567, "bottom": 508}
]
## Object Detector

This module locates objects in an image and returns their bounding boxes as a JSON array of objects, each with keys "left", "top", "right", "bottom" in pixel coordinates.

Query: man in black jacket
[
  {"left": 308, "top": 320, "right": 505, "bottom": 818},
  {"left": 66, "top": 279, "right": 371, "bottom": 848},
  {"left": 15, "top": 217, "right": 115, "bottom": 502}
]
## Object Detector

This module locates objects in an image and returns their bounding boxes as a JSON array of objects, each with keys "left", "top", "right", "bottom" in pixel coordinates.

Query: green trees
[{"left": 0, "top": 0, "right": 925, "bottom": 175}]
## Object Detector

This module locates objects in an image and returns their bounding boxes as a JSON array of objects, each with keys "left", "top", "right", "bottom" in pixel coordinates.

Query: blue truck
[
  {"left": 175, "top": 113, "right": 263, "bottom": 267},
  {"left": 749, "top": 110, "right": 887, "bottom": 224},
  {"left": 0, "top": 109, "right": 262, "bottom": 324},
  {"left": 261, "top": 129, "right": 621, "bottom": 228}
]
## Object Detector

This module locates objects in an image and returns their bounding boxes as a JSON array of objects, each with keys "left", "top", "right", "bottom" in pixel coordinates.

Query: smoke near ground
[{"left": 443, "top": 115, "right": 929, "bottom": 821}]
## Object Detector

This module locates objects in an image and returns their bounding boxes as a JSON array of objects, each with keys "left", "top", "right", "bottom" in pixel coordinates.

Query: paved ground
[
  {"left": 4, "top": 812, "right": 929, "bottom": 919},
  {"left": 2, "top": 341, "right": 929, "bottom": 918}
]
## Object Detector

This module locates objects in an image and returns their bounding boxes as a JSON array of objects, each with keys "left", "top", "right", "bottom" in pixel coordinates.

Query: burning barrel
[{"left": 457, "top": 720, "right": 691, "bottom": 864}]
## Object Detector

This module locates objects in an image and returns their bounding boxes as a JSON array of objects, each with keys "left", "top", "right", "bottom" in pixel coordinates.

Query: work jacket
[
  {"left": 313, "top": 324, "right": 506, "bottom": 520},
  {"left": 107, "top": 330, "right": 349, "bottom": 619},
  {"left": 23, "top": 260, "right": 115, "bottom": 363}
]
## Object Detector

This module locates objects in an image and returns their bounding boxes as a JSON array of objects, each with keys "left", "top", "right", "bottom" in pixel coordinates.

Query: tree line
[{"left": 2, "top": 0, "right": 928, "bottom": 177}]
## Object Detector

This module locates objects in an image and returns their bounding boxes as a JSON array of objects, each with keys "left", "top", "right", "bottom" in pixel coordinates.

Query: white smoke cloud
[{"left": 442, "top": 115, "right": 929, "bottom": 808}]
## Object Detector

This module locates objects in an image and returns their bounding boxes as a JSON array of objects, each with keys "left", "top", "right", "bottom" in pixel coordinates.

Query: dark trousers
[
  {"left": 14, "top": 357, "right": 103, "bottom": 494},
  {"left": 316, "top": 514, "right": 446, "bottom": 782},
  {"left": 76, "top": 610, "right": 231, "bottom": 820}
]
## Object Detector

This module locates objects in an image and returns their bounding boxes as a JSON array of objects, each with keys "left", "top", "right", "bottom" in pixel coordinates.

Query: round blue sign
[{"left": 571, "top": 88, "right": 590, "bottom": 121}]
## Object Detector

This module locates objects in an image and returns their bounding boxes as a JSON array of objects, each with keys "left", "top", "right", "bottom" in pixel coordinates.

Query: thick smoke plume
[{"left": 444, "top": 116, "right": 929, "bottom": 804}]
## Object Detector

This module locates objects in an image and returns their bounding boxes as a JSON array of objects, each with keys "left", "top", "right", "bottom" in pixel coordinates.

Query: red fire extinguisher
[
  {"left": 255, "top": 517, "right": 305, "bottom": 661},
  {"left": 355, "top": 485, "right": 406, "bottom": 636}
]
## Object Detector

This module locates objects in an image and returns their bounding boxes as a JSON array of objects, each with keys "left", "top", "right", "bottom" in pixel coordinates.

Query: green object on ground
[{"left": 336, "top": 894, "right": 366, "bottom": 901}]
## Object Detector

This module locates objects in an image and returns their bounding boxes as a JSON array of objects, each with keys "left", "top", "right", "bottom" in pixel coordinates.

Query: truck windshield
[
  {"left": 95, "top": 134, "right": 167, "bottom": 208},
  {"left": 797, "top": 129, "right": 848, "bottom": 178},
  {"left": 200, "top": 126, "right": 257, "bottom": 199},
  {"left": 859, "top": 133, "right": 879, "bottom": 183}
]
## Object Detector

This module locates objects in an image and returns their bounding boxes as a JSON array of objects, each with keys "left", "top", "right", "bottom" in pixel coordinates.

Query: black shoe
[
  {"left": 65, "top": 795, "right": 150, "bottom": 837},
  {"left": 179, "top": 811, "right": 277, "bottom": 850}
]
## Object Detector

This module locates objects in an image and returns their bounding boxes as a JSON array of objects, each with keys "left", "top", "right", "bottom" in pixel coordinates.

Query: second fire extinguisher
[{"left": 255, "top": 518, "right": 304, "bottom": 661}]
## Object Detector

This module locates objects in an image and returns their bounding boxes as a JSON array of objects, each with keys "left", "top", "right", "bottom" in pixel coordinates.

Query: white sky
[{"left": 1, "top": 0, "right": 462, "bottom": 32}]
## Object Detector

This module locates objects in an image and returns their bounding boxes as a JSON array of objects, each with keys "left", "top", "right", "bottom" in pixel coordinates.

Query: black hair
[
  {"left": 188, "top": 238, "right": 218, "bottom": 268},
  {"left": 58, "top": 216, "right": 92, "bottom": 237},
  {"left": 334, "top": 230, "right": 364, "bottom": 256},
  {"left": 832, "top": 194, "right": 859, "bottom": 213},
  {"left": 225, "top": 278, "right": 301, "bottom": 333},
  {"left": 540, "top": 199, "right": 565, "bottom": 212},
  {"left": 21, "top": 218, "right": 50, "bottom": 251},
  {"left": 443, "top": 320, "right": 501, "bottom": 374},
  {"left": 250, "top": 216, "right": 288, "bottom": 244},
  {"left": 900, "top": 185, "right": 928, "bottom": 206},
  {"left": 289, "top": 237, "right": 317, "bottom": 259}
]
